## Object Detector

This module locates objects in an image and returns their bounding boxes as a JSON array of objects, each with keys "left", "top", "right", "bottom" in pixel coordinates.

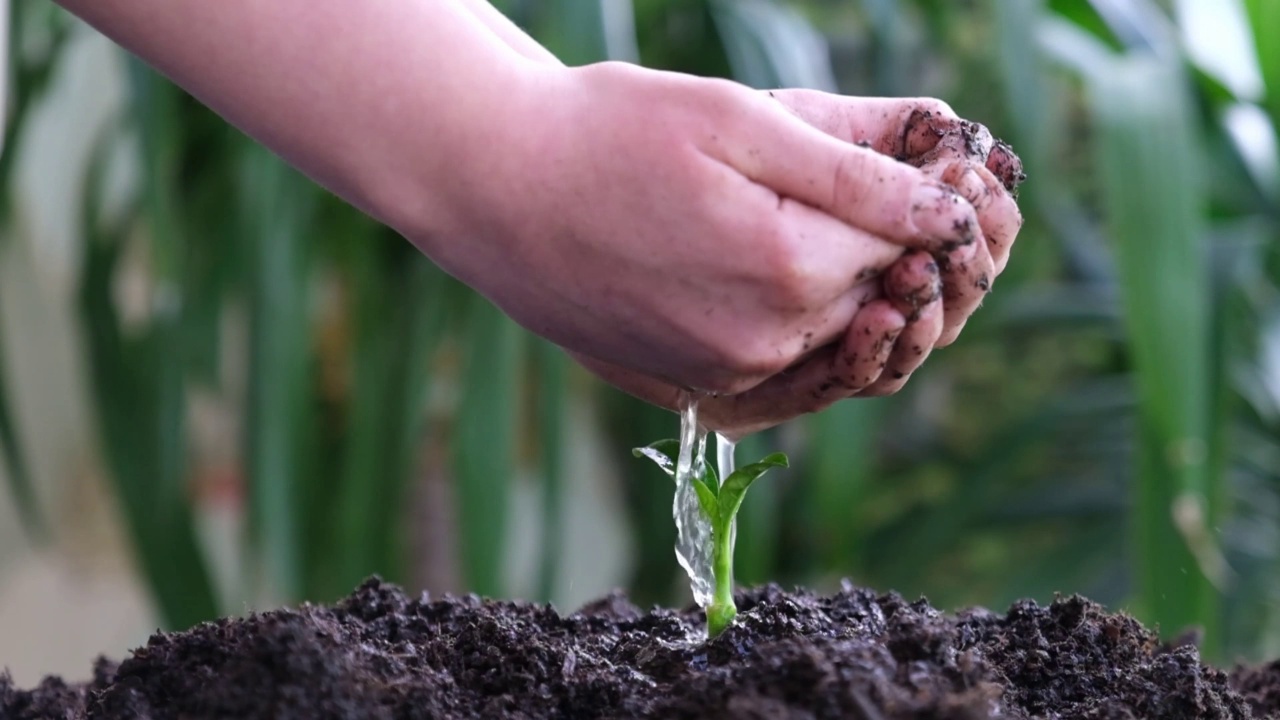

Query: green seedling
[{"left": 633, "top": 439, "right": 788, "bottom": 638}]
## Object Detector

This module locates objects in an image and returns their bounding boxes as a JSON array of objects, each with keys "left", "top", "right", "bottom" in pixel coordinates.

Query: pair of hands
[
  {"left": 425, "top": 61, "right": 1024, "bottom": 440},
  {"left": 49, "top": 0, "right": 1022, "bottom": 440}
]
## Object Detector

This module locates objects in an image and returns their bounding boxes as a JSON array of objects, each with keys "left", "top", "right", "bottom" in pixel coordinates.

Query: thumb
[{"left": 718, "top": 102, "right": 981, "bottom": 254}]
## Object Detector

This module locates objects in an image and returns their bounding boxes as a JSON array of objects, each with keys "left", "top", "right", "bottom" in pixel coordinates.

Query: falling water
[{"left": 674, "top": 392, "right": 714, "bottom": 607}]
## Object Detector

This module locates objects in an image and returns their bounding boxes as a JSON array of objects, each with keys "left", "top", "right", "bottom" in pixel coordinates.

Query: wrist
[{"left": 371, "top": 59, "right": 572, "bottom": 290}]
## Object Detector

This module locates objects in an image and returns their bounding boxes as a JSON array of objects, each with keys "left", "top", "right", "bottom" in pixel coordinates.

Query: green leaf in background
[
  {"left": 76, "top": 98, "right": 219, "bottom": 630},
  {"left": 0, "top": 306, "right": 43, "bottom": 540},
  {"left": 331, "top": 238, "right": 451, "bottom": 596},
  {"left": 993, "top": 0, "right": 1050, "bottom": 182},
  {"left": 861, "top": 0, "right": 911, "bottom": 95},
  {"left": 0, "top": 0, "right": 68, "bottom": 542},
  {"left": 1088, "top": 52, "right": 1222, "bottom": 650},
  {"left": 534, "top": 0, "right": 639, "bottom": 64},
  {"left": 1243, "top": 0, "right": 1280, "bottom": 131},
  {"left": 533, "top": 340, "right": 568, "bottom": 602},
  {"left": 803, "top": 400, "right": 886, "bottom": 575},
  {"left": 728, "top": 431, "right": 778, "bottom": 586},
  {"left": 240, "top": 145, "right": 315, "bottom": 600},
  {"left": 452, "top": 294, "right": 525, "bottom": 598},
  {"left": 607, "top": 392, "right": 680, "bottom": 607}
]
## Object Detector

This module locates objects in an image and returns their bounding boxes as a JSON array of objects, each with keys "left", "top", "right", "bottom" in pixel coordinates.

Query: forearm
[{"left": 54, "top": 0, "right": 549, "bottom": 254}]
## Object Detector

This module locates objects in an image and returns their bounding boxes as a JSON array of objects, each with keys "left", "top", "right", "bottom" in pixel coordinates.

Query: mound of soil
[{"left": 4, "top": 578, "right": 1279, "bottom": 719}]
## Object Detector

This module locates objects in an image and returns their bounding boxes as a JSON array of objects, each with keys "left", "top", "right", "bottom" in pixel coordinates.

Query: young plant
[{"left": 634, "top": 439, "right": 788, "bottom": 638}]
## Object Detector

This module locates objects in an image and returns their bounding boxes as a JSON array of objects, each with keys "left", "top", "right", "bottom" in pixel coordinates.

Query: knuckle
[
  {"left": 755, "top": 213, "right": 818, "bottom": 312},
  {"left": 909, "top": 98, "right": 958, "bottom": 119},
  {"left": 831, "top": 150, "right": 875, "bottom": 218}
]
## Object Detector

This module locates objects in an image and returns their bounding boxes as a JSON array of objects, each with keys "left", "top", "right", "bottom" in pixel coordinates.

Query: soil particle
[{"left": 2, "top": 578, "right": 1275, "bottom": 720}]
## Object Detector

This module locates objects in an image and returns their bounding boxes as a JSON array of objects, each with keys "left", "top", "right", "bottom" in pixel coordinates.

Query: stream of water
[
  {"left": 673, "top": 393, "right": 739, "bottom": 608},
  {"left": 673, "top": 393, "right": 714, "bottom": 607}
]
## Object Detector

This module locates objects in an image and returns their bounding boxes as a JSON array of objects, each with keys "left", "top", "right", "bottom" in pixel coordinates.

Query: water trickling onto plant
[{"left": 674, "top": 392, "right": 714, "bottom": 608}]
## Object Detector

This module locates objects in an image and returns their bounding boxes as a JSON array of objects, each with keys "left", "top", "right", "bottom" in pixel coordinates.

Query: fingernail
[{"left": 910, "top": 182, "right": 976, "bottom": 247}]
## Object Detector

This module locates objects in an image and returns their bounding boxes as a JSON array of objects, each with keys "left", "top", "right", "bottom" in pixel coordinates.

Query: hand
[
  {"left": 767, "top": 90, "right": 1026, "bottom": 349},
  {"left": 574, "top": 249, "right": 943, "bottom": 439},
  {"left": 562, "top": 88, "right": 1025, "bottom": 439},
  {"left": 427, "top": 62, "right": 983, "bottom": 408}
]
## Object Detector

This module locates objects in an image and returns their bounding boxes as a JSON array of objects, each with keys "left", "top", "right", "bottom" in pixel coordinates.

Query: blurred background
[{"left": 2, "top": 0, "right": 1279, "bottom": 685}]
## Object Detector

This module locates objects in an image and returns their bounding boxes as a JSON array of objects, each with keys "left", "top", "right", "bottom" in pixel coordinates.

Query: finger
[
  {"left": 895, "top": 159, "right": 996, "bottom": 346},
  {"left": 880, "top": 250, "right": 941, "bottom": 322},
  {"left": 986, "top": 140, "right": 1027, "bottom": 194},
  {"left": 970, "top": 165, "right": 1023, "bottom": 275},
  {"left": 763, "top": 90, "right": 962, "bottom": 158},
  {"left": 931, "top": 160, "right": 1022, "bottom": 275},
  {"left": 916, "top": 153, "right": 1022, "bottom": 276},
  {"left": 878, "top": 245, "right": 983, "bottom": 355},
  {"left": 857, "top": 292, "right": 944, "bottom": 397},
  {"left": 769, "top": 194, "right": 908, "bottom": 297},
  {"left": 697, "top": 175, "right": 907, "bottom": 375},
  {"left": 860, "top": 255, "right": 943, "bottom": 396},
  {"left": 574, "top": 299, "right": 907, "bottom": 440},
  {"left": 719, "top": 105, "right": 982, "bottom": 254},
  {"left": 935, "top": 226, "right": 995, "bottom": 348},
  {"left": 697, "top": 300, "right": 906, "bottom": 439},
  {"left": 829, "top": 299, "right": 906, "bottom": 392}
]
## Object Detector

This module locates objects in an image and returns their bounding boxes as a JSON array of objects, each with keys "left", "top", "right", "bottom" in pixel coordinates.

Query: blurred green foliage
[{"left": 4, "top": 0, "right": 1280, "bottom": 664}]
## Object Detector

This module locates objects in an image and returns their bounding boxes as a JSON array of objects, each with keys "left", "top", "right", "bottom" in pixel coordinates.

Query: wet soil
[{"left": 4, "top": 578, "right": 1279, "bottom": 719}]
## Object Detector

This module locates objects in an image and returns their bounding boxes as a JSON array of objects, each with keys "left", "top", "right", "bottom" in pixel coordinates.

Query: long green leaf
[
  {"left": 534, "top": 0, "right": 639, "bottom": 64},
  {"left": 241, "top": 146, "right": 314, "bottom": 599},
  {"left": 77, "top": 106, "right": 218, "bottom": 629},
  {"left": 804, "top": 399, "right": 887, "bottom": 574},
  {"left": 1243, "top": 0, "right": 1280, "bottom": 133},
  {"left": 729, "top": 431, "right": 777, "bottom": 586},
  {"left": 534, "top": 340, "right": 567, "bottom": 602},
  {"left": 0, "top": 297, "right": 43, "bottom": 540},
  {"left": 332, "top": 237, "right": 451, "bottom": 595},
  {"left": 452, "top": 295, "right": 525, "bottom": 597},
  {"left": 1088, "top": 52, "right": 1221, "bottom": 648},
  {"left": 605, "top": 392, "right": 679, "bottom": 607}
]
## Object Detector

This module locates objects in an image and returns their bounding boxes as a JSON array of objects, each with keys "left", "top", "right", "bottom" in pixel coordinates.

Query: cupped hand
[
  {"left": 767, "top": 90, "right": 1026, "bottom": 350},
  {"left": 573, "top": 92, "right": 1026, "bottom": 438},
  {"left": 419, "top": 60, "right": 1018, "bottom": 438},
  {"left": 423, "top": 62, "right": 1012, "bottom": 437}
]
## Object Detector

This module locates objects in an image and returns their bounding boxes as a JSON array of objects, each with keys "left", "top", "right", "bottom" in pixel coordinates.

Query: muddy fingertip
[
  {"left": 986, "top": 140, "right": 1027, "bottom": 194},
  {"left": 884, "top": 251, "right": 942, "bottom": 319}
]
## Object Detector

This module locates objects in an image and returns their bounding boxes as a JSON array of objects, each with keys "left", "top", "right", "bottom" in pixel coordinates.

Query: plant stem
[{"left": 706, "top": 518, "right": 737, "bottom": 637}]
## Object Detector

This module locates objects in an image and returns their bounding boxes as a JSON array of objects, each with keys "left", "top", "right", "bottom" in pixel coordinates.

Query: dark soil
[{"left": 4, "top": 578, "right": 1279, "bottom": 719}]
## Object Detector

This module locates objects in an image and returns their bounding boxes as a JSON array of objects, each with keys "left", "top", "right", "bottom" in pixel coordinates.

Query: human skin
[{"left": 53, "top": 0, "right": 1022, "bottom": 438}]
